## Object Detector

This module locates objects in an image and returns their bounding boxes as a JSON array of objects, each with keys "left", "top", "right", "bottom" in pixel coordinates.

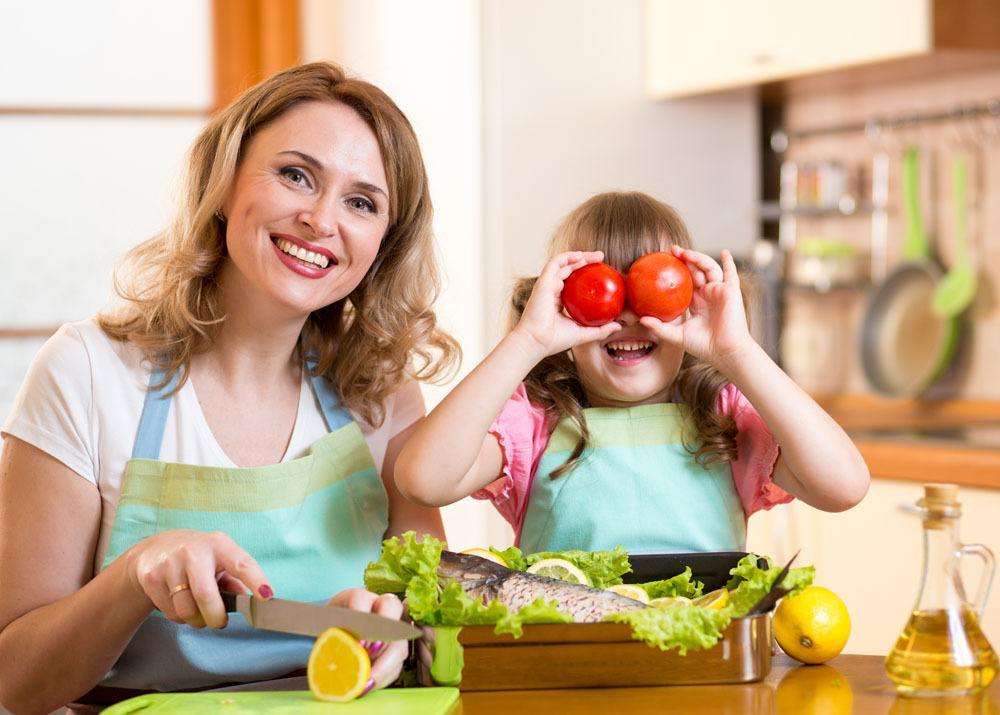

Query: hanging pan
[{"left": 860, "top": 147, "right": 962, "bottom": 396}]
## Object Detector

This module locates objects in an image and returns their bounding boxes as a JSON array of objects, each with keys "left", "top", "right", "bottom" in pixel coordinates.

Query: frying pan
[{"left": 861, "top": 147, "right": 962, "bottom": 396}]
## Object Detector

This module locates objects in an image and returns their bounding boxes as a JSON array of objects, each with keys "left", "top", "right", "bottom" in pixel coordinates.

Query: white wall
[
  {"left": 0, "top": 1, "right": 210, "bottom": 421},
  {"left": 301, "top": 0, "right": 505, "bottom": 549},
  {"left": 481, "top": 0, "right": 760, "bottom": 341}
]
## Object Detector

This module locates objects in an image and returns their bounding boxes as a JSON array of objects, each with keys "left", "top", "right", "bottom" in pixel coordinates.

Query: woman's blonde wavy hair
[
  {"left": 510, "top": 191, "right": 737, "bottom": 478},
  {"left": 100, "top": 62, "right": 459, "bottom": 426}
]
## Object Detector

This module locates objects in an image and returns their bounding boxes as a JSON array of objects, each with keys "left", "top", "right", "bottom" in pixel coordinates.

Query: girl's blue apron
[{"left": 519, "top": 403, "right": 745, "bottom": 554}]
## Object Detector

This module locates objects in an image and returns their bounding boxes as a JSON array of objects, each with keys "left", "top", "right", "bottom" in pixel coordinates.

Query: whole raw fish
[{"left": 437, "top": 551, "right": 644, "bottom": 622}]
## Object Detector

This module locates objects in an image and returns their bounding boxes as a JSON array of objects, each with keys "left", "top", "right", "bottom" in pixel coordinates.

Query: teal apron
[
  {"left": 99, "top": 369, "right": 389, "bottom": 691},
  {"left": 519, "top": 403, "right": 745, "bottom": 554}
]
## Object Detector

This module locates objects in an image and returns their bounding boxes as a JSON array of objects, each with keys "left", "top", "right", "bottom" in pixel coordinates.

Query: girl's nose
[{"left": 617, "top": 306, "right": 638, "bottom": 325}]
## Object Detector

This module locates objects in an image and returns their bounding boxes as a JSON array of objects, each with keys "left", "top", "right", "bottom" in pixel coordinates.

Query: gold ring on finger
[{"left": 170, "top": 582, "right": 192, "bottom": 597}]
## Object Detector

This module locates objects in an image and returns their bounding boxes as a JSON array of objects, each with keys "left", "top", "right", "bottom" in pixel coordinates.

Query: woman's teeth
[
  {"left": 605, "top": 340, "right": 654, "bottom": 361},
  {"left": 274, "top": 238, "right": 330, "bottom": 269}
]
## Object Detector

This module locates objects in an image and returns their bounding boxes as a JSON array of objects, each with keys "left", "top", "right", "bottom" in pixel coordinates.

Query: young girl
[{"left": 396, "top": 192, "right": 869, "bottom": 554}]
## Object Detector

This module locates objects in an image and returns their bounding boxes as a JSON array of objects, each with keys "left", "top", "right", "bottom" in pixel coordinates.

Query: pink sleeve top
[{"left": 472, "top": 383, "right": 792, "bottom": 529}]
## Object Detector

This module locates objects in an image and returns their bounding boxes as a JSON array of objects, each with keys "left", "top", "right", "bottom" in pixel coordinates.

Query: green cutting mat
[{"left": 102, "top": 688, "right": 459, "bottom": 714}]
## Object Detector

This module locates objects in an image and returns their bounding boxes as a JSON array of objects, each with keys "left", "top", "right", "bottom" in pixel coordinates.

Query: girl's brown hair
[
  {"left": 99, "top": 62, "right": 459, "bottom": 426},
  {"left": 510, "top": 191, "right": 737, "bottom": 478}
]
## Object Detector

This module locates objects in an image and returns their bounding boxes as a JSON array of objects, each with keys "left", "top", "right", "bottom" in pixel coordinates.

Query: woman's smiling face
[{"left": 221, "top": 100, "right": 390, "bottom": 317}]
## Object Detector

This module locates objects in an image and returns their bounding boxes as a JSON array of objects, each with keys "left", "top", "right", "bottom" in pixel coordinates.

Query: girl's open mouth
[{"left": 603, "top": 339, "right": 656, "bottom": 363}]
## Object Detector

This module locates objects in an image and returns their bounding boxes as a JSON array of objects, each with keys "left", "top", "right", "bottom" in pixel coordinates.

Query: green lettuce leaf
[
  {"left": 363, "top": 531, "right": 444, "bottom": 595},
  {"left": 525, "top": 546, "right": 631, "bottom": 588},
  {"left": 605, "top": 604, "right": 731, "bottom": 655},
  {"left": 495, "top": 599, "right": 573, "bottom": 638},
  {"left": 637, "top": 567, "right": 704, "bottom": 599},
  {"left": 726, "top": 554, "right": 815, "bottom": 617},
  {"left": 489, "top": 546, "right": 527, "bottom": 571}
]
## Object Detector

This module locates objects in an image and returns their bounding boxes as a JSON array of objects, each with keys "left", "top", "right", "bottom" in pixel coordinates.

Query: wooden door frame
[{"left": 212, "top": 0, "right": 302, "bottom": 112}]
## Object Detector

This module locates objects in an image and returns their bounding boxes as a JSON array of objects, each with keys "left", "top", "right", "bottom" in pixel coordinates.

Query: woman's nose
[{"left": 297, "top": 201, "right": 339, "bottom": 238}]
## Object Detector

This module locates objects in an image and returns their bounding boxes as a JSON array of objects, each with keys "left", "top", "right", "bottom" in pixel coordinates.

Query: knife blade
[
  {"left": 221, "top": 592, "right": 421, "bottom": 641},
  {"left": 745, "top": 550, "right": 800, "bottom": 616}
]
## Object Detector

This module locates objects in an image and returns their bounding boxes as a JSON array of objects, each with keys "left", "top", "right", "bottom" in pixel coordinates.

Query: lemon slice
[
  {"left": 460, "top": 547, "right": 508, "bottom": 567},
  {"left": 607, "top": 584, "right": 650, "bottom": 604},
  {"left": 307, "top": 627, "right": 372, "bottom": 703},
  {"left": 526, "top": 558, "right": 591, "bottom": 586},
  {"left": 650, "top": 596, "right": 692, "bottom": 610},
  {"left": 693, "top": 588, "right": 730, "bottom": 611}
]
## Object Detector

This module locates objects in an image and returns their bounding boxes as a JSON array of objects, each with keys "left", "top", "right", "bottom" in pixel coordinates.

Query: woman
[{"left": 0, "top": 62, "right": 458, "bottom": 712}]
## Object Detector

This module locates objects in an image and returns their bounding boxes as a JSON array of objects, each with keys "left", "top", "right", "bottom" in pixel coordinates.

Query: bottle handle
[{"left": 958, "top": 543, "right": 996, "bottom": 617}]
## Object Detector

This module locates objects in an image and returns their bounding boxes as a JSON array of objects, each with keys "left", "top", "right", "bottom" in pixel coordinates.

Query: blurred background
[{"left": 2, "top": 0, "right": 999, "bottom": 656}]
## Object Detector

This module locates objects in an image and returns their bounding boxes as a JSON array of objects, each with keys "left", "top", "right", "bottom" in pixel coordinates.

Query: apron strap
[
  {"left": 131, "top": 368, "right": 181, "bottom": 460},
  {"left": 130, "top": 363, "right": 353, "bottom": 461},
  {"left": 308, "top": 372, "right": 353, "bottom": 431}
]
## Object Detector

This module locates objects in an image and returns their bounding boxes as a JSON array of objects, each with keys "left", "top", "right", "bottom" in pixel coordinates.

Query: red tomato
[
  {"left": 625, "top": 252, "right": 693, "bottom": 322},
  {"left": 561, "top": 263, "right": 626, "bottom": 326}
]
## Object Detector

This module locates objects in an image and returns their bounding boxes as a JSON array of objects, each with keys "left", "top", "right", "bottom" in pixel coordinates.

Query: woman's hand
[
  {"left": 329, "top": 589, "right": 408, "bottom": 693},
  {"left": 512, "top": 251, "right": 621, "bottom": 359},
  {"left": 640, "top": 248, "right": 755, "bottom": 373},
  {"left": 126, "top": 529, "right": 272, "bottom": 630}
]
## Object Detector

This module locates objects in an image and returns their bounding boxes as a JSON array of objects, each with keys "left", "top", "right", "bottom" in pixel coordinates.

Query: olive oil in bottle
[{"left": 885, "top": 485, "right": 998, "bottom": 696}]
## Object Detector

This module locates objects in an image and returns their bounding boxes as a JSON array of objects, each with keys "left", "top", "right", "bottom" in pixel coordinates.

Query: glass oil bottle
[{"left": 885, "top": 484, "right": 998, "bottom": 696}]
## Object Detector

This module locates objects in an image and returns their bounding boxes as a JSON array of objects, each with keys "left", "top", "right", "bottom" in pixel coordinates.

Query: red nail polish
[{"left": 259, "top": 584, "right": 274, "bottom": 599}]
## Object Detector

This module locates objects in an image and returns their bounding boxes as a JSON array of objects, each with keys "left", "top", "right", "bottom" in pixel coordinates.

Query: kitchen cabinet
[
  {"left": 746, "top": 479, "right": 1000, "bottom": 656},
  {"left": 645, "top": 0, "right": 1000, "bottom": 98}
]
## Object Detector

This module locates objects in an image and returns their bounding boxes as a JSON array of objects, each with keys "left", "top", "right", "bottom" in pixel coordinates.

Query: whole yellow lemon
[{"left": 774, "top": 586, "right": 851, "bottom": 664}]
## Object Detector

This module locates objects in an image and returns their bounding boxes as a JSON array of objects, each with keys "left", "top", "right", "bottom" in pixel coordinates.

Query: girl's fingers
[
  {"left": 674, "top": 246, "right": 723, "bottom": 284},
  {"left": 640, "top": 316, "right": 683, "bottom": 347},
  {"left": 579, "top": 322, "right": 622, "bottom": 344},
  {"left": 721, "top": 250, "right": 741, "bottom": 288}
]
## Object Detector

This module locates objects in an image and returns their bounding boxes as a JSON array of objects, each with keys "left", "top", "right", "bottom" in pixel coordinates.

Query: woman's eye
[
  {"left": 348, "top": 196, "right": 376, "bottom": 213},
  {"left": 280, "top": 167, "right": 311, "bottom": 188}
]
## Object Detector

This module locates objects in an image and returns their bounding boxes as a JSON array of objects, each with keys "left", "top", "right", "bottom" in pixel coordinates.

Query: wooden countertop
[
  {"left": 820, "top": 395, "right": 1000, "bottom": 490},
  {"left": 455, "top": 653, "right": 1000, "bottom": 714}
]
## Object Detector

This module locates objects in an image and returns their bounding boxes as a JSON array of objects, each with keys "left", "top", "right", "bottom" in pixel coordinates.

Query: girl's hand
[
  {"left": 328, "top": 589, "right": 408, "bottom": 693},
  {"left": 640, "top": 248, "right": 754, "bottom": 371},
  {"left": 126, "top": 529, "right": 272, "bottom": 630},
  {"left": 512, "top": 251, "right": 621, "bottom": 359}
]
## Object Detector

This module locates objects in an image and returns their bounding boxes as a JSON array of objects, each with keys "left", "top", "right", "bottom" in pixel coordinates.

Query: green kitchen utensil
[
  {"left": 860, "top": 147, "right": 963, "bottom": 396},
  {"left": 933, "top": 153, "right": 976, "bottom": 316}
]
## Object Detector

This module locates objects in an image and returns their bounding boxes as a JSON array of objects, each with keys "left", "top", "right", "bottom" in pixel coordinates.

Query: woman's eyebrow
[{"left": 278, "top": 150, "right": 387, "bottom": 198}]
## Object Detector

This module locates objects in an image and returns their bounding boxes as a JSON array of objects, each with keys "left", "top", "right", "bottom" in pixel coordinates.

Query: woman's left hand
[
  {"left": 327, "top": 589, "right": 408, "bottom": 693},
  {"left": 639, "top": 248, "right": 754, "bottom": 372}
]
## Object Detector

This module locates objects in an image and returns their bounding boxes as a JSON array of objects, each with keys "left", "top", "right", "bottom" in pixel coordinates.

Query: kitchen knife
[
  {"left": 745, "top": 551, "right": 800, "bottom": 616},
  {"left": 221, "top": 592, "right": 421, "bottom": 641}
]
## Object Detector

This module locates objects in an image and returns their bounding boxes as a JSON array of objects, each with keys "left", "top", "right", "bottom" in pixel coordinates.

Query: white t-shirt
[{"left": 1, "top": 318, "right": 425, "bottom": 574}]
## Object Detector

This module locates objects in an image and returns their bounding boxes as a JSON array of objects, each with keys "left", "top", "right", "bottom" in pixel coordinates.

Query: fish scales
[{"left": 437, "top": 550, "right": 643, "bottom": 622}]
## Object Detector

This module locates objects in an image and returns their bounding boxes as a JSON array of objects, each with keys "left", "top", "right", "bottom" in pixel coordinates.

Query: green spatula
[{"left": 933, "top": 153, "right": 976, "bottom": 316}]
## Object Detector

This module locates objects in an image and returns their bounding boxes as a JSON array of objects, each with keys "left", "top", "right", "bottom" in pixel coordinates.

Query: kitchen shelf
[
  {"left": 783, "top": 281, "right": 870, "bottom": 294},
  {"left": 759, "top": 201, "right": 875, "bottom": 221}
]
